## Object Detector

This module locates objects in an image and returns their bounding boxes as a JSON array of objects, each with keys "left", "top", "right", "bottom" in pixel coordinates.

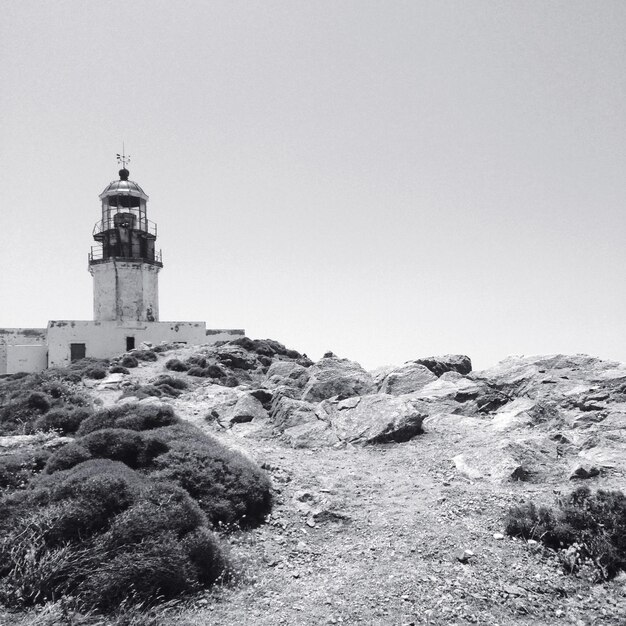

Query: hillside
[{"left": 2, "top": 339, "right": 626, "bottom": 625}]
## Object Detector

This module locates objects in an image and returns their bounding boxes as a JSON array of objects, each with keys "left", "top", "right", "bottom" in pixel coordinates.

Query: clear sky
[{"left": 1, "top": 1, "right": 625, "bottom": 370}]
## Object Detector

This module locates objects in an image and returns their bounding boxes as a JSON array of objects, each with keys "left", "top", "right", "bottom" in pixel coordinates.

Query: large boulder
[
  {"left": 270, "top": 396, "right": 320, "bottom": 431},
  {"left": 264, "top": 361, "right": 310, "bottom": 392},
  {"left": 229, "top": 394, "right": 268, "bottom": 424},
  {"left": 378, "top": 363, "right": 437, "bottom": 395},
  {"left": 413, "top": 355, "right": 472, "bottom": 377},
  {"left": 320, "top": 394, "right": 428, "bottom": 445},
  {"left": 301, "top": 357, "right": 375, "bottom": 403},
  {"left": 453, "top": 436, "right": 558, "bottom": 483}
]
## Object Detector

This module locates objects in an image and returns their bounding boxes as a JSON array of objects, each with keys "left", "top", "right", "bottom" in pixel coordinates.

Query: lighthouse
[
  {"left": 89, "top": 165, "right": 162, "bottom": 322},
  {"left": 0, "top": 155, "right": 244, "bottom": 374}
]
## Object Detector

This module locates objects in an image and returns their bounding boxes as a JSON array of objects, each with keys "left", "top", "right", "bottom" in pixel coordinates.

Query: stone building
[{"left": 0, "top": 165, "right": 243, "bottom": 374}]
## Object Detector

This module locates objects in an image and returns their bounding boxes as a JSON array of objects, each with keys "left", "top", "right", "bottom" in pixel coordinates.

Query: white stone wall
[
  {"left": 0, "top": 328, "right": 47, "bottom": 374},
  {"left": 91, "top": 261, "right": 160, "bottom": 322},
  {"left": 7, "top": 344, "right": 48, "bottom": 374},
  {"left": 47, "top": 320, "right": 207, "bottom": 368}
]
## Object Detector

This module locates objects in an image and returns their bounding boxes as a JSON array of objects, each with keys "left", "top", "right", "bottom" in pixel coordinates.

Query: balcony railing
[
  {"left": 88, "top": 246, "right": 163, "bottom": 266},
  {"left": 92, "top": 217, "right": 157, "bottom": 238}
]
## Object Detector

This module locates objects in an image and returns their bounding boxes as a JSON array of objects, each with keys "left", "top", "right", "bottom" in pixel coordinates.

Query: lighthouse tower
[{"left": 88, "top": 166, "right": 162, "bottom": 322}]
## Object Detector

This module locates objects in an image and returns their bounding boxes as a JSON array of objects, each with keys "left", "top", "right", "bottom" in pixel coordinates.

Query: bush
[
  {"left": 165, "top": 359, "right": 189, "bottom": 372},
  {"left": 0, "top": 373, "right": 91, "bottom": 435},
  {"left": 186, "top": 355, "right": 207, "bottom": 368},
  {"left": 119, "top": 384, "right": 163, "bottom": 400},
  {"left": 0, "top": 461, "right": 227, "bottom": 611},
  {"left": 0, "top": 401, "right": 270, "bottom": 611},
  {"left": 33, "top": 408, "right": 92, "bottom": 434},
  {"left": 120, "top": 355, "right": 139, "bottom": 368},
  {"left": 187, "top": 366, "right": 208, "bottom": 378},
  {"left": 27, "top": 392, "right": 51, "bottom": 412},
  {"left": 78, "top": 429, "right": 167, "bottom": 470},
  {"left": 44, "top": 443, "right": 92, "bottom": 474},
  {"left": 133, "top": 350, "right": 158, "bottom": 362},
  {"left": 0, "top": 451, "right": 51, "bottom": 490},
  {"left": 85, "top": 368, "right": 107, "bottom": 380},
  {"left": 505, "top": 487, "right": 626, "bottom": 580},
  {"left": 77, "top": 403, "right": 179, "bottom": 436},
  {"left": 149, "top": 424, "right": 272, "bottom": 527},
  {"left": 153, "top": 375, "right": 188, "bottom": 390},
  {"left": 109, "top": 365, "right": 130, "bottom": 375}
]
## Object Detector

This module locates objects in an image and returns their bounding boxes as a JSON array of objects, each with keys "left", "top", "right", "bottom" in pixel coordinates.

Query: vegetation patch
[
  {"left": 0, "top": 460, "right": 227, "bottom": 611},
  {"left": 0, "top": 373, "right": 93, "bottom": 436},
  {"left": 0, "top": 400, "right": 271, "bottom": 612},
  {"left": 506, "top": 487, "right": 626, "bottom": 580}
]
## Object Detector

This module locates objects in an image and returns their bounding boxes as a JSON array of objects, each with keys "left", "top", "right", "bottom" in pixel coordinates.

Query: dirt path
[{"left": 165, "top": 410, "right": 626, "bottom": 626}]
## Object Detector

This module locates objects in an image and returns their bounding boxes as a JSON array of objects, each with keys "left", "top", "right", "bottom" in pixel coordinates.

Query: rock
[
  {"left": 569, "top": 462, "right": 600, "bottom": 479},
  {"left": 416, "top": 377, "right": 483, "bottom": 403},
  {"left": 453, "top": 437, "right": 557, "bottom": 483},
  {"left": 377, "top": 363, "right": 437, "bottom": 395},
  {"left": 301, "top": 356, "right": 375, "bottom": 403},
  {"left": 266, "top": 360, "right": 310, "bottom": 382},
  {"left": 456, "top": 548, "right": 475, "bottom": 563},
  {"left": 229, "top": 394, "right": 268, "bottom": 425},
  {"left": 323, "top": 394, "right": 427, "bottom": 445},
  {"left": 413, "top": 355, "right": 472, "bottom": 377},
  {"left": 97, "top": 373, "right": 126, "bottom": 389},
  {"left": 282, "top": 420, "right": 340, "bottom": 449},
  {"left": 271, "top": 396, "right": 320, "bottom": 430},
  {"left": 493, "top": 533, "right": 504, "bottom": 540}
]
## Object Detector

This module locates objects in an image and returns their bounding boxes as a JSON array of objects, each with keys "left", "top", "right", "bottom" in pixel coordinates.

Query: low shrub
[
  {"left": 34, "top": 408, "right": 92, "bottom": 435},
  {"left": 505, "top": 487, "right": 626, "bottom": 580},
  {"left": 149, "top": 423, "right": 272, "bottom": 527},
  {"left": 77, "top": 403, "right": 179, "bottom": 436},
  {"left": 0, "top": 401, "right": 270, "bottom": 612},
  {"left": 133, "top": 350, "right": 158, "bottom": 362},
  {"left": 27, "top": 392, "right": 51, "bottom": 412},
  {"left": 0, "top": 460, "right": 227, "bottom": 611},
  {"left": 109, "top": 365, "right": 130, "bottom": 375},
  {"left": 186, "top": 355, "right": 207, "bottom": 368},
  {"left": 153, "top": 375, "right": 188, "bottom": 390},
  {"left": 85, "top": 368, "right": 107, "bottom": 380},
  {"left": 120, "top": 355, "right": 139, "bottom": 368},
  {"left": 165, "top": 359, "right": 189, "bottom": 372},
  {"left": 0, "top": 372, "right": 92, "bottom": 435},
  {"left": 205, "top": 365, "right": 226, "bottom": 378},
  {"left": 119, "top": 385, "right": 163, "bottom": 400},
  {"left": 0, "top": 451, "right": 51, "bottom": 490},
  {"left": 218, "top": 375, "right": 240, "bottom": 388},
  {"left": 78, "top": 429, "right": 167, "bottom": 470},
  {"left": 187, "top": 366, "right": 208, "bottom": 378},
  {"left": 44, "top": 443, "right": 92, "bottom": 474}
]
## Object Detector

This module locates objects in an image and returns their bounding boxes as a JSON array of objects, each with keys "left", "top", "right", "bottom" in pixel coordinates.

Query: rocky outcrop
[
  {"left": 377, "top": 363, "right": 437, "bottom": 395},
  {"left": 413, "top": 355, "right": 472, "bottom": 377},
  {"left": 300, "top": 356, "right": 376, "bottom": 403},
  {"left": 319, "top": 394, "right": 428, "bottom": 445}
]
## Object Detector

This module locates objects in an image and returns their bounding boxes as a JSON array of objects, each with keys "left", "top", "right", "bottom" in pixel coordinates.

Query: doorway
[
  {"left": 126, "top": 336, "right": 136, "bottom": 351},
  {"left": 70, "top": 343, "right": 86, "bottom": 362}
]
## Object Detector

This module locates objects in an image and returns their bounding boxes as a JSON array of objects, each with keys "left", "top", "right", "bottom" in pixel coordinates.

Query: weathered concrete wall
[
  {"left": 91, "top": 260, "right": 160, "bottom": 322},
  {"left": 205, "top": 329, "right": 246, "bottom": 343},
  {"left": 0, "top": 328, "right": 47, "bottom": 374},
  {"left": 47, "top": 320, "right": 207, "bottom": 368},
  {"left": 7, "top": 344, "right": 48, "bottom": 374}
]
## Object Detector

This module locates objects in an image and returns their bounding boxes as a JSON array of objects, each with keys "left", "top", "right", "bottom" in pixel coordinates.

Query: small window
[
  {"left": 70, "top": 343, "right": 86, "bottom": 362},
  {"left": 126, "top": 336, "right": 135, "bottom": 351}
]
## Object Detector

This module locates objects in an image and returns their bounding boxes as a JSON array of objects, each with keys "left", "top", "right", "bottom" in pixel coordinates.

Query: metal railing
[
  {"left": 88, "top": 246, "right": 163, "bottom": 266},
  {"left": 92, "top": 217, "right": 157, "bottom": 237}
]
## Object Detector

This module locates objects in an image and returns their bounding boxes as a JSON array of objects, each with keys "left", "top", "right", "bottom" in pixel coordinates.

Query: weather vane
[{"left": 116, "top": 143, "right": 130, "bottom": 169}]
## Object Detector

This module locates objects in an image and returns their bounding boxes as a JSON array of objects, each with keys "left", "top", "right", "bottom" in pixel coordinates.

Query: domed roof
[{"left": 99, "top": 169, "right": 149, "bottom": 201}]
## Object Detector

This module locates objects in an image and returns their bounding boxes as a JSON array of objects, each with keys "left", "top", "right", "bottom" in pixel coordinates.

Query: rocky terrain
[{"left": 2, "top": 338, "right": 626, "bottom": 625}]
